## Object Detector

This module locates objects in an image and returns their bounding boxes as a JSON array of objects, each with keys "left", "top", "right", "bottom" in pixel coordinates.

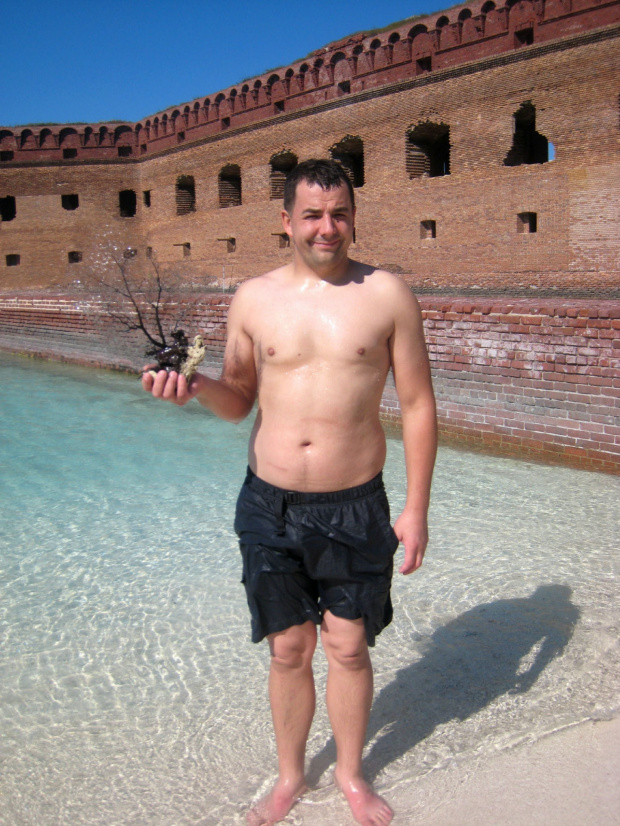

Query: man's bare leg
[
  {"left": 247, "top": 621, "right": 317, "bottom": 826},
  {"left": 321, "top": 611, "right": 393, "bottom": 826}
]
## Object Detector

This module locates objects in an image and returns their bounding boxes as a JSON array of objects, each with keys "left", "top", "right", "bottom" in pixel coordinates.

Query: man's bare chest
[{"left": 249, "top": 299, "right": 393, "bottom": 369}]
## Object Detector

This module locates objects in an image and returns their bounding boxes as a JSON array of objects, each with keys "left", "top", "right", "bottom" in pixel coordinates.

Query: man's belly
[{"left": 249, "top": 414, "right": 387, "bottom": 492}]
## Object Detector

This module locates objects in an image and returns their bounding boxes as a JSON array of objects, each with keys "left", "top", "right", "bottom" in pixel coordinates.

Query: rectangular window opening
[
  {"left": 117, "top": 145, "right": 132, "bottom": 157},
  {"left": 177, "top": 131, "right": 186, "bottom": 143},
  {"left": 0, "top": 151, "right": 14, "bottom": 162},
  {"left": 274, "top": 101, "right": 285, "bottom": 114},
  {"left": 517, "top": 212, "right": 537, "bottom": 233},
  {"left": 143, "top": 190, "right": 151, "bottom": 208},
  {"left": 68, "top": 251, "right": 82, "bottom": 264},
  {"left": 119, "top": 189, "right": 137, "bottom": 218},
  {"left": 338, "top": 81, "right": 351, "bottom": 96},
  {"left": 63, "top": 148, "right": 78, "bottom": 159},
  {"left": 221, "top": 117, "right": 231, "bottom": 130},
  {"left": 0, "top": 195, "right": 17, "bottom": 221},
  {"left": 140, "top": 143, "right": 147, "bottom": 155},
  {"left": 61, "top": 193, "right": 79, "bottom": 211},
  {"left": 6, "top": 254, "right": 20, "bottom": 266},
  {"left": 420, "top": 219, "right": 437, "bottom": 240}
]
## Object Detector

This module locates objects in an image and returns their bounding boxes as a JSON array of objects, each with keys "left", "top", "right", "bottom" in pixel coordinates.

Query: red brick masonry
[{"left": 1, "top": 292, "right": 618, "bottom": 474}]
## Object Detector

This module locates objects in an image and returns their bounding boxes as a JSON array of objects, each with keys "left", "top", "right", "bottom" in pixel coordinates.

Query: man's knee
[
  {"left": 320, "top": 612, "right": 370, "bottom": 670},
  {"left": 268, "top": 621, "right": 317, "bottom": 670}
]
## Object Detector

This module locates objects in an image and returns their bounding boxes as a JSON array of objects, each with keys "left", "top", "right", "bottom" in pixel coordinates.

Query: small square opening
[
  {"left": 274, "top": 233, "right": 290, "bottom": 249},
  {"left": 140, "top": 143, "right": 147, "bottom": 155},
  {"left": 338, "top": 81, "right": 351, "bottom": 96},
  {"left": 63, "top": 148, "right": 78, "bottom": 159},
  {"left": 221, "top": 117, "right": 231, "bottom": 130},
  {"left": 117, "top": 145, "right": 132, "bottom": 157},
  {"left": 61, "top": 194, "right": 79, "bottom": 211},
  {"left": 68, "top": 251, "right": 82, "bottom": 264},
  {"left": 6, "top": 254, "right": 20, "bottom": 266},
  {"left": 177, "top": 131, "right": 186, "bottom": 143},
  {"left": 515, "top": 28, "right": 534, "bottom": 47},
  {"left": 420, "top": 220, "right": 437, "bottom": 240},
  {"left": 416, "top": 56, "right": 432, "bottom": 75}
]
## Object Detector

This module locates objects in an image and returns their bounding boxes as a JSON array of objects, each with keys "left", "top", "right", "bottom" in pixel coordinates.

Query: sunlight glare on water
[{"left": 0, "top": 353, "right": 618, "bottom": 825}]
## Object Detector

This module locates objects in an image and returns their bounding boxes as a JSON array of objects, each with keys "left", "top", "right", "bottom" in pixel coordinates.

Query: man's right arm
[{"left": 141, "top": 287, "right": 257, "bottom": 423}]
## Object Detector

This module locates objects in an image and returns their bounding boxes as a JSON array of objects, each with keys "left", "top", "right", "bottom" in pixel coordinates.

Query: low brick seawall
[{"left": 1, "top": 292, "right": 618, "bottom": 473}]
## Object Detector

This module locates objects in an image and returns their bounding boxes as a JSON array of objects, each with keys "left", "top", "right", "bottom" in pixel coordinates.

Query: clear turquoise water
[{"left": 0, "top": 352, "right": 618, "bottom": 825}]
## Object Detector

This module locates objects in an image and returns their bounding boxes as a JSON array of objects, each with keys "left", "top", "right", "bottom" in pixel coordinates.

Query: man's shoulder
[
  {"left": 232, "top": 266, "right": 289, "bottom": 301},
  {"left": 356, "top": 264, "right": 419, "bottom": 301}
]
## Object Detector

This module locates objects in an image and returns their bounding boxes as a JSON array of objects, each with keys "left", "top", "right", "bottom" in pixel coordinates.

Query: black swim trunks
[{"left": 234, "top": 467, "right": 399, "bottom": 646}]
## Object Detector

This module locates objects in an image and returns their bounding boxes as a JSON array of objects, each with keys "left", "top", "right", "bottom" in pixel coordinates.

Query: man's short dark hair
[{"left": 283, "top": 159, "right": 355, "bottom": 213}]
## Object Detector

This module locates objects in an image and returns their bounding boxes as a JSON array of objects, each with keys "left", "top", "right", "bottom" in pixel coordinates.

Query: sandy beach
[{"left": 280, "top": 715, "right": 620, "bottom": 825}]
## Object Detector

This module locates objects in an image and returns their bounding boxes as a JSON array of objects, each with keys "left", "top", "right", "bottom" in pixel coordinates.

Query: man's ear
[{"left": 281, "top": 209, "right": 293, "bottom": 236}]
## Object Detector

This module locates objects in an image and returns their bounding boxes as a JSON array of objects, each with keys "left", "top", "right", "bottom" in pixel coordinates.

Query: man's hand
[
  {"left": 141, "top": 367, "right": 204, "bottom": 406},
  {"left": 394, "top": 509, "right": 429, "bottom": 575}
]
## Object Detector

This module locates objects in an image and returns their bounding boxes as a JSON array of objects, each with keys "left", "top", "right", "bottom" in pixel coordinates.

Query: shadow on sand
[{"left": 307, "top": 583, "right": 580, "bottom": 785}]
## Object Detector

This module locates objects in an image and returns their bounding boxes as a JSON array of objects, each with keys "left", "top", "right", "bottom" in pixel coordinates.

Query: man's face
[{"left": 282, "top": 180, "right": 355, "bottom": 275}]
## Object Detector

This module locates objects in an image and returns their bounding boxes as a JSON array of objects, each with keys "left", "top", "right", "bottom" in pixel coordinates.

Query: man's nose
[{"left": 318, "top": 214, "right": 337, "bottom": 236}]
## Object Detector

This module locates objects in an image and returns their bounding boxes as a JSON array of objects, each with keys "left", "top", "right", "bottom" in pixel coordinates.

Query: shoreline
[{"left": 283, "top": 715, "right": 620, "bottom": 825}]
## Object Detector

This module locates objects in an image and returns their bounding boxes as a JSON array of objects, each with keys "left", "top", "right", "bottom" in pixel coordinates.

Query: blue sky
[{"left": 1, "top": 0, "right": 447, "bottom": 127}]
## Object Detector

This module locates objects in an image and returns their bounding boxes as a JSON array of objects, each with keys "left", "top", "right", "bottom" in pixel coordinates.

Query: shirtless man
[{"left": 142, "top": 159, "right": 437, "bottom": 826}]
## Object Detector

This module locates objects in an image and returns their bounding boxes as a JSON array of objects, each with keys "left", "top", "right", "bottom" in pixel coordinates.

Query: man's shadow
[{"left": 307, "top": 584, "right": 580, "bottom": 785}]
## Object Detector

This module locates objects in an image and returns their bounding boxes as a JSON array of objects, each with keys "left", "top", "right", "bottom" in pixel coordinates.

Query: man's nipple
[
  {"left": 357, "top": 347, "right": 366, "bottom": 356},
  {"left": 267, "top": 347, "right": 275, "bottom": 356}
]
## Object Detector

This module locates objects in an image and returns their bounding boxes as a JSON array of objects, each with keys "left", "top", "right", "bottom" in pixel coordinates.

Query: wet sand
[{"left": 282, "top": 715, "right": 620, "bottom": 825}]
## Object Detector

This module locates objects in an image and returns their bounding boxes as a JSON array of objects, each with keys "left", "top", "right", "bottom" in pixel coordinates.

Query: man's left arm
[{"left": 388, "top": 282, "right": 437, "bottom": 575}]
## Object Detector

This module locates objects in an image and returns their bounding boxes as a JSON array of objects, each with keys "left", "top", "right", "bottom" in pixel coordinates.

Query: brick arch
[
  {"left": 39, "top": 128, "right": 55, "bottom": 148},
  {"left": 269, "top": 150, "right": 298, "bottom": 199},
  {"left": 114, "top": 125, "right": 133, "bottom": 145},
  {"left": 406, "top": 121, "right": 450, "bottom": 178},
  {"left": 59, "top": 128, "right": 80, "bottom": 148},
  {"left": 330, "top": 135, "right": 364, "bottom": 188},
  {"left": 20, "top": 129, "right": 36, "bottom": 149},
  {"left": 219, "top": 164, "right": 242, "bottom": 208}
]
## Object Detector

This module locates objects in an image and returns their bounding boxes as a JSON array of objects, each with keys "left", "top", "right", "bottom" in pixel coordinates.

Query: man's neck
[{"left": 290, "top": 255, "right": 352, "bottom": 285}]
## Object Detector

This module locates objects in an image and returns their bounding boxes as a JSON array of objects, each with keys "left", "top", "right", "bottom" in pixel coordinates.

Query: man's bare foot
[
  {"left": 246, "top": 777, "right": 307, "bottom": 826},
  {"left": 335, "top": 770, "right": 394, "bottom": 826}
]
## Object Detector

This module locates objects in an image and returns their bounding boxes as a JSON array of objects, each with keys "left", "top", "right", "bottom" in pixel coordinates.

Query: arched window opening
[
  {"left": 176, "top": 175, "right": 196, "bottom": 215},
  {"left": 436, "top": 15, "right": 450, "bottom": 28},
  {"left": 119, "top": 190, "right": 137, "bottom": 218},
  {"left": 504, "top": 102, "right": 549, "bottom": 166},
  {"left": 270, "top": 151, "right": 298, "bottom": 199},
  {"left": 458, "top": 9, "right": 472, "bottom": 21},
  {"left": 330, "top": 136, "right": 364, "bottom": 188},
  {"left": 481, "top": 1, "right": 496, "bottom": 12},
  {"left": 406, "top": 123, "right": 450, "bottom": 178},
  {"left": 219, "top": 165, "right": 242, "bottom": 208}
]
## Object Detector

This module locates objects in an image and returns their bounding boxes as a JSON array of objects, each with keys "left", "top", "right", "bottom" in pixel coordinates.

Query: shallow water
[{"left": 0, "top": 353, "right": 618, "bottom": 825}]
